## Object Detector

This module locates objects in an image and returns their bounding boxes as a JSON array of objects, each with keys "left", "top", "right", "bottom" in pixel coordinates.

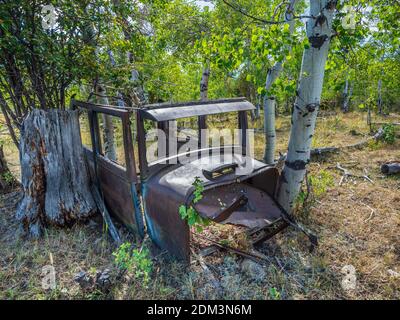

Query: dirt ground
[{"left": 0, "top": 111, "right": 399, "bottom": 300}]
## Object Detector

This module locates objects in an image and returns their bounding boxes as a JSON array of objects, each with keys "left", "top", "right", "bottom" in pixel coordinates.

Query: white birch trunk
[
  {"left": 277, "top": 0, "right": 336, "bottom": 212},
  {"left": 342, "top": 78, "right": 348, "bottom": 112},
  {"left": 377, "top": 79, "right": 382, "bottom": 114},
  {"left": 96, "top": 84, "right": 117, "bottom": 161},
  {"left": 197, "top": 64, "right": 210, "bottom": 131},
  {"left": 263, "top": 0, "right": 297, "bottom": 163},
  {"left": 342, "top": 78, "right": 352, "bottom": 112},
  {"left": 82, "top": 9, "right": 117, "bottom": 161},
  {"left": 200, "top": 65, "right": 210, "bottom": 101},
  {"left": 263, "top": 97, "right": 276, "bottom": 164}
]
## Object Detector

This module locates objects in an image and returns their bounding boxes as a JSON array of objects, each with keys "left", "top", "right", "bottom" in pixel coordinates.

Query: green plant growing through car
[
  {"left": 112, "top": 242, "right": 153, "bottom": 285},
  {"left": 179, "top": 176, "right": 210, "bottom": 232}
]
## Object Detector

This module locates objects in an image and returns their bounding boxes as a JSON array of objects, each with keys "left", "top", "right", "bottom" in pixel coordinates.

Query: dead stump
[{"left": 16, "top": 109, "right": 97, "bottom": 237}]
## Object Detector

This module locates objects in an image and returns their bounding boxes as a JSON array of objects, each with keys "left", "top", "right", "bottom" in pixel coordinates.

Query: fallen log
[
  {"left": 373, "top": 122, "right": 400, "bottom": 126},
  {"left": 381, "top": 163, "right": 400, "bottom": 175},
  {"left": 277, "top": 127, "right": 384, "bottom": 163}
]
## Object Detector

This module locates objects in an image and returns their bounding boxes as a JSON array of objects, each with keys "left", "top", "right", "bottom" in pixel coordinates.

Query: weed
[
  {"left": 295, "top": 169, "right": 334, "bottom": 216},
  {"left": 367, "top": 139, "right": 384, "bottom": 150},
  {"left": 179, "top": 177, "right": 210, "bottom": 232},
  {"left": 382, "top": 124, "right": 396, "bottom": 144},
  {"left": 308, "top": 170, "right": 334, "bottom": 197},
  {"left": 268, "top": 287, "right": 281, "bottom": 300},
  {"left": 112, "top": 242, "right": 153, "bottom": 285},
  {"left": 2, "top": 171, "right": 14, "bottom": 184}
]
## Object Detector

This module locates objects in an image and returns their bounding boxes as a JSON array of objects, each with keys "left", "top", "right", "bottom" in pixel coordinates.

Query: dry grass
[{"left": 0, "top": 111, "right": 399, "bottom": 300}]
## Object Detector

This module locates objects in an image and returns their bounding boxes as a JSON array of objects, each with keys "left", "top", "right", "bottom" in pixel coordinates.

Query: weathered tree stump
[
  {"left": 0, "top": 145, "right": 18, "bottom": 193},
  {"left": 16, "top": 109, "right": 97, "bottom": 237},
  {"left": 381, "top": 163, "right": 400, "bottom": 175}
]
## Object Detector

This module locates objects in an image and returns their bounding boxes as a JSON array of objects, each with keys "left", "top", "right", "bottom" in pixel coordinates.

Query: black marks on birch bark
[
  {"left": 306, "top": 103, "right": 318, "bottom": 112},
  {"left": 309, "top": 35, "right": 328, "bottom": 49},
  {"left": 285, "top": 159, "right": 308, "bottom": 171},
  {"left": 326, "top": 0, "right": 338, "bottom": 10}
]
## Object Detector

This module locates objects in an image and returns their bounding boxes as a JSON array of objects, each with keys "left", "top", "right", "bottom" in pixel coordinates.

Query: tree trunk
[
  {"left": 200, "top": 65, "right": 210, "bottom": 101},
  {"left": 381, "top": 163, "right": 400, "bottom": 175},
  {"left": 255, "top": 95, "right": 261, "bottom": 119},
  {"left": 377, "top": 79, "right": 382, "bottom": 114},
  {"left": 263, "top": 97, "right": 276, "bottom": 164},
  {"left": 82, "top": 7, "right": 117, "bottom": 162},
  {"left": 367, "top": 105, "right": 372, "bottom": 132},
  {"left": 95, "top": 84, "right": 117, "bottom": 161},
  {"left": 16, "top": 109, "right": 97, "bottom": 237},
  {"left": 198, "top": 64, "right": 210, "bottom": 130},
  {"left": 277, "top": 0, "right": 336, "bottom": 212},
  {"left": 262, "top": 0, "right": 297, "bottom": 163},
  {"left": 0, "top": 145, "right": 18, "bottom": 193},
  {"left": 342, "top": 79, "right": 352, "bottom": 113}
]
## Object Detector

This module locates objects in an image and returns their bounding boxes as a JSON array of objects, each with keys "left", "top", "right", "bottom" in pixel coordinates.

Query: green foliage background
[{"left": 0, "top": 0, "right": 399, "bottom": 120}]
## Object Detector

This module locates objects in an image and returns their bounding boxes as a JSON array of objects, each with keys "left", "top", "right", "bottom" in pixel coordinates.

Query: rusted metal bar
[
  {"left": 73, "top": 99, "right": 132, "bottom": 117},
  {"left": 209, "top": 194, "right": 248, "bottom": 223},
  {"left": 144, "top": 97, "right": 247, "bottom": 110},
  {"left": 250, "top": 218, "right": 289, "bottom": 246},
  {"left": 121, "top": 115, "right": 138, "bottom": 183},
  {"left": 238, "top": 110, "right": 248, "bottom": 155},
  {"left": 136, "top": 110, "right": 149, "bottom": 179},
  {"left": 193, "top": 233, "right": 270, "bottom": 265}
]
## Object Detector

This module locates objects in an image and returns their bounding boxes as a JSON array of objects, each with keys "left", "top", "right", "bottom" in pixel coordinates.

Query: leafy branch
[{"left": 179, "top": 176, "right": 210, "bottom": 232}]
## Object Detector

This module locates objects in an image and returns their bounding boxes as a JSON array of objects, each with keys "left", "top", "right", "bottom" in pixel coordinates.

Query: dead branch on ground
[{"left": 335, "top": 163, "right": 374, "bottom": 185}]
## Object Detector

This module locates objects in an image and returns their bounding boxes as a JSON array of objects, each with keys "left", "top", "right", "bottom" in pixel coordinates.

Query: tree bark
[
  {"left": 277, "top": 0, "right": 336, "bottom": 212},
  {"left": 342, "top": 78, "right": 352, "bottom": 113},
  {"left": 198, "top": 64, "right": 210, "bottom": 130},
  {"left": 377, "top": 79, "right": 382, "bottom": 114},
  {"left": 95, "top": 84, "right": 117, "bottom": 161},
  {"left": 263, "top": 97, "right": 276, "bottom": 164},
  {"left": 200, "top": 65, "right": 210, "bottom": 101},
  {"left": 255, "top": 95, "right": 261, "bottom": 119},
  {"left": 262, "top": 0, "right": 297, "bottom": 163},
  {"left": 16, "top": 109, "right": 97, "bottom": 237},
  {"left": 82, "top": 6, "right": 117, "bottom": 162}
]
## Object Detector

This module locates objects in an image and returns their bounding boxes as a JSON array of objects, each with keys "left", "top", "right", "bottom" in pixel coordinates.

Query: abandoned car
[{"left": 72, "top": 97, "right": 311, "bottom": 262}]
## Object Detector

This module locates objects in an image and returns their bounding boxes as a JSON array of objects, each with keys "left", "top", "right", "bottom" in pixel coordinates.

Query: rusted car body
[{"left": 72, "top": 98, "right": 291, "bottom": 262}]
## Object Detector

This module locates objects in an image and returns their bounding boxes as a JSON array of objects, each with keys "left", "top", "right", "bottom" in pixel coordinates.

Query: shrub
[
  {"left": 382, "top": 124, "right": 396, "bottom": 144},
  {"left": 112, "top": 242, "right": 153, "bottom": 285}
]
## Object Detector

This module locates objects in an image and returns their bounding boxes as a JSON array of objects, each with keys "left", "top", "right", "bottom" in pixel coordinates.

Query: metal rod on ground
[
  {"left": 91, "top": 185, "right": 122, "bottom": 245},
  {"left": 193, "top": 233, "right": 270, "bottom": 265}
]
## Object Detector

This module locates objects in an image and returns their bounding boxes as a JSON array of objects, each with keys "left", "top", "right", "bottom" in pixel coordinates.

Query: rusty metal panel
[
  {"left": 140, "top": 99, "right": 255, "bottom": 122},
  {"left": 143, "top": 173, "right": 191, "bottom": 262},
  {"left": 84, "top": 148, "right": 140, "bottom": 231},
  {"left": 195, "top": 182, "right": 282, "bottom": 229},
  {"left": 143, "top": 154, "right": 281, "bottom": 262}
]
